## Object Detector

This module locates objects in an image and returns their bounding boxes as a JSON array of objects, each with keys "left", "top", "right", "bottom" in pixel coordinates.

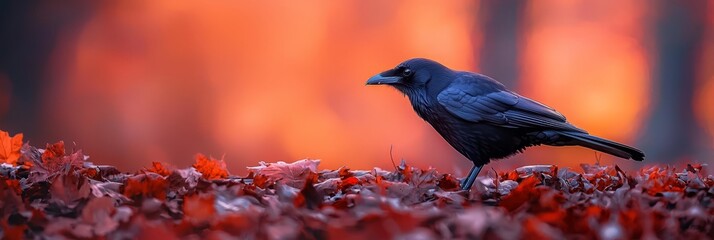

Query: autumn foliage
[
  {"left": 0, "top": 130, "right": 23, "bottom": 165},
  {"left": 0, "top": 130, "right": 712, "bottom": 239}
]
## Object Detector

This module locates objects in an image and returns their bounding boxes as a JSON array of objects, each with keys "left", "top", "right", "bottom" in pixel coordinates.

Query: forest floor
[{"left": 0, "top": 131, "right": 713, "bottom": 239}]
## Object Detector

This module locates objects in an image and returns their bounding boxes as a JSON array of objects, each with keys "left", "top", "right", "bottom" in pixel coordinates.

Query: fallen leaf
[
  {"left": 1, "top": 137, "right": 713, "bottom": 239},
  {"left": 184, "top": 193, "right": 216, "bottom": 223},
  {"left": 0, "top": 130, "right": 23, "bottom": 165},
  {"left": 49, "top": 169, "right": 91, "bottom": 206},
  {"left": 499, "top": 176, "right": 540, "bottom": 212},
  {"left": 193, "top": 154, "right": 229, "bottom": 180},
  {"left": 41, "top": 141, "right": 66, "bottom": 162},
  {"left": 146, "top": 161, "right": 173, "bottom": 177},
  {"left": 37, "top": 141, "right": 85, "bottom": 175},
  {"left": 0, "top": 219, "right": 26, "bottom": 240},
  {"left": 0, "top": 178, "right": 23, "bottom": 216},
  {"left": 247, "top": 159, "right": 320, "bottom": 188},
  {"left": 81, "top": 197, "right": 118, "bottom": 236},
  {"left": 123, "top": 173, "right": 168, "bottom": 201},
  {"left": 338, "top": 176, "right": 360, "bottom": 191},
  {"left": 437, "top": 174, "right": 460, "bottom": 191},
  {"left": 294, "top": 173, "right": 322, "bottom": 210}
]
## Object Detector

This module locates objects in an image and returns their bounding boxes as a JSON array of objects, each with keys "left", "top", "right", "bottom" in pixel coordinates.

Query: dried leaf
[
  {"left": 41, "top": 141, "right": 66, "bottom": 162},
  {"left": 49, "top": 170, "right": 91, "bottom": 206},
  {"left": 81, "top": 197, "right": 119, "bottom": 235},
  {"left": 294, "top": 173, "right": 322, "bottom": 210},
  {"left": 123, "top": 173, "right": 168, "bottom": 201},
  {"left": 0, "top": 178, "right": 23, "bottom": 216},
  {"left": 0, "top": 220, "right": 26, "bottom": 240},
  {"left": 193, "top": 154, "right": 229, "bottom": 180},
  {"left": 146, "top": 161, "right": 173, "bottom": 176},
  {"left": 184, "top": 193, "right": 216, "bottom": 223},
  {"left": 247, "top": 159, "right": 320, "bottom": 188},
  {"left": 437, "top": 174, "right": 460, "bottom": 191},
  {"left": 499, "top": 176, "right": 540, "bottom": 212},
  {"left": 1, "top": 138, "right": 712, "bottom": 239}
]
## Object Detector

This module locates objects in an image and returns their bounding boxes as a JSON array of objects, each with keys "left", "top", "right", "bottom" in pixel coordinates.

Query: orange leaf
[
  {"left": 0, "top": 130, "right": 23, "bottom": 165},
  {"left": 252, "top": 173, "right": 271, "bottom": 189},
  {"left": 338, "top": 176, "right": 361, "bottom": 191},
  {"left": 338, "top": 167, "right": 353, "bottom": 179},
  {"left": 146, "top": 161, "right": 172, "bottom": 176},
  {"left": 193, "top": 154, "right": 229, "bottom": 180}
]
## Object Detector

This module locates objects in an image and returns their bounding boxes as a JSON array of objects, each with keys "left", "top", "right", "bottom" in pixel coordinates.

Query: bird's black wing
[{"left": 437, "top": 75, "right": 586, "bottom": 132}]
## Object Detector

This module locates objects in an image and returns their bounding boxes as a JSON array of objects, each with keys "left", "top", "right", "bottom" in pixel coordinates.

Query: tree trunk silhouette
[
  {"left": 640, "top": 0, "right": 710, "bottom": 162},
  {"left": 0, "top": 0, "right": 96, "bottom": 137},
  {"left": 476, "top": 0, "right": 524, "bottom": 89}
]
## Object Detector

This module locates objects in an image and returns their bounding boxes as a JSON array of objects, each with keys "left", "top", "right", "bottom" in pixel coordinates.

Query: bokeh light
[{"left": 2, "top": 0, "right": 711, "bottom": 174}]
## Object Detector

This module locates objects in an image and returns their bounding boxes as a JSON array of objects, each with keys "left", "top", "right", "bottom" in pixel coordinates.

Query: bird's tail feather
[{"left": 558, "top": 131, "right": 644, "bottom": 161}]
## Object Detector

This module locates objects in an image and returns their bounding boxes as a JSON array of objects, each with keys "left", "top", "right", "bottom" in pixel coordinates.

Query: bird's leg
[
  {"left": 460, "top": 165, "right": 476, "bottom": 187},
  {"left": 461, "top": 164, "right": 483, "bottom": 190}
]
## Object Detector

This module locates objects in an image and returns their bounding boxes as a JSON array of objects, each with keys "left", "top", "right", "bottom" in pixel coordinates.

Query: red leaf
[
  {"left": 0, "top": 220, "right": 26, "bottom": 240},
  {"left": 501, "top": 170, "right": 519, "bottom": 181},
  {"left": 212, "top": 214, "right": 258, "bottom": 236},
  {"left": 0, "top": 178, "right": 23, "bottom": 216},
  {"left": 131, "top": 216, "right": 179, "bottom": 239},
  {"left": 338, "top": 167, "right": 353, "bottom": 179},
  {"left": 437, "top": 174, "right": 460, "bottom": 191},
  {"left": 123, "top": 173, "right": 168, "bottom": 200},
  {"left": 338, "top": 176, "right": 360, "bottom": 191},
  {"left": 193, "top": 154, "right": 229, "bottom": 180},
  {"left": 146, "top": 161, "right": 173, "bottom": 176},
  {"left": 523, "top": 217, "right": 562, "bottom": 239},
  {"left": 294, "top": 173, "right": 321, "bottom": 210},
  {"left": 36, "top": 141, "right": 85, "bottom": 174},
  {"left": 41, "top": 141, "right": 65, "bottom": 162},
  {"left": 499, "top": 176, "right": 540, "bottom": 212},
  {"left": 184, "top": 193, "right": 216, "bottom": 223},
  {"left": 398, "top": 160, "right": 413, "bottom": 182},
  {"left": 252, "top": 173, "right": 271, "bottom": 189}
]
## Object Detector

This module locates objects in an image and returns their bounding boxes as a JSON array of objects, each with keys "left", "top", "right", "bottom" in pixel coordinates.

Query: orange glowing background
[
  {"left": 1, "top": 1, "right": 712, "bottom": 174},
  {"left": 515, "top": 1, "right": 649, "bottom": 169},
  {"left": 697, "top": 2, "right": 714, "bottom": 152}
]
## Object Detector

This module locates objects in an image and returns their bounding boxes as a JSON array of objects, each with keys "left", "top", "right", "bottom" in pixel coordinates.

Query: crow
[{"left": 366, "top": 58, "right": 644, "bottom": 190}]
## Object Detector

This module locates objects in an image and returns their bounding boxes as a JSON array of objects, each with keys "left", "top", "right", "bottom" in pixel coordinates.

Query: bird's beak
[{"left": 366, "top": 74, "right": 402, "bottom": 85}]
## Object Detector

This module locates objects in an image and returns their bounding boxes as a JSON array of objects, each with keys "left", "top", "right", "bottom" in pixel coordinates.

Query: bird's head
[{"left": 366, "top": 58, "right": 451, "bottom": 95}]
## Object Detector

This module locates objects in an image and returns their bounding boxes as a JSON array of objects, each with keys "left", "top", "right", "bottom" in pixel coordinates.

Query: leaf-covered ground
[{"left": 0, "top": 130, "right": 713, "bottom": 239}]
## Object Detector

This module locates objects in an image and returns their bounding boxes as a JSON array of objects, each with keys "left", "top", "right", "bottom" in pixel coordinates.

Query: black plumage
[{"left": 366, "top": 58, "right": 644, "bottom": 190}]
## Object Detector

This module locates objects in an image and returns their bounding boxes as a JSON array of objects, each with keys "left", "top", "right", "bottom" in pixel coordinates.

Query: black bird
[{"left": 366, "top": 58, "right": 644, "bottom": 190}]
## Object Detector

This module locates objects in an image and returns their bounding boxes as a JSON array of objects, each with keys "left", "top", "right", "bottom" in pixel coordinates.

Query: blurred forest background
[{"left": 1, "top": 0, "right": 712, "bottom": 174}]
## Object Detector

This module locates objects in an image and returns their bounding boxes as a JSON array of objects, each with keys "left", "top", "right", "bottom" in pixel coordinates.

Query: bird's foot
[{"left": 460, "top": 164, "right": 483, "bottom": 191}]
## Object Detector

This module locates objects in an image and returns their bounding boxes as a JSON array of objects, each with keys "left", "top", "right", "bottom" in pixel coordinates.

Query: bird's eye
[{"left": 402, "top": 68, "right": 413, "bottom": 77}]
